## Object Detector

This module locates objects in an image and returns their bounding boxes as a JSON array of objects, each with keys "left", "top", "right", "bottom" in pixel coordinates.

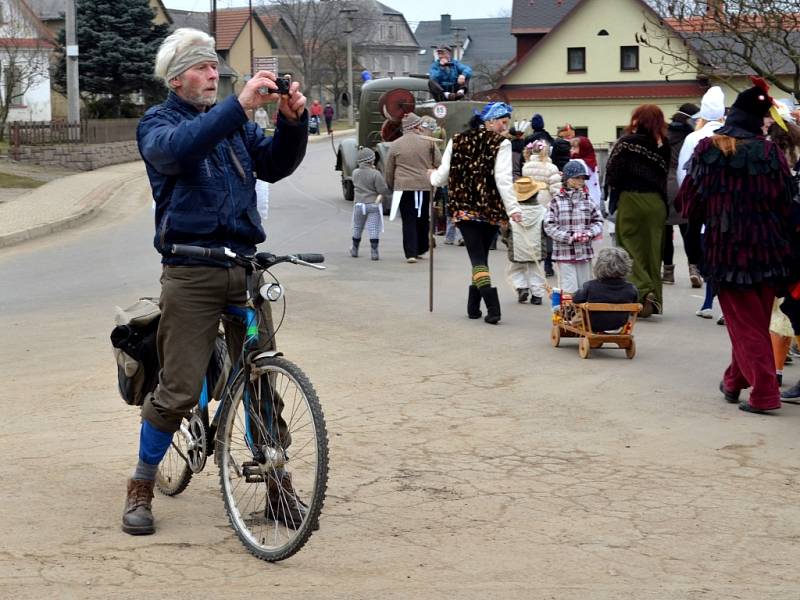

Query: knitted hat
[
  {"left": 531, "top": 113, "right": 545, "bottom": 129},
  {"left": 402, "top": 112, "right": 423, "bottom": 131},
  {"left": 562, "top": 160, "right": 588, "bottom": 181},
  {"left": 693, "top": 86, "right": 725, "bottom": 121},
  {"left": 513, "top": 177, "right": 547, "bottom": 201},
  {"left": 357, "top": 146, "right": 375, "bottom": 165},
  {"left": 715, "top": 77, "right": 775, "bottom": 138}
]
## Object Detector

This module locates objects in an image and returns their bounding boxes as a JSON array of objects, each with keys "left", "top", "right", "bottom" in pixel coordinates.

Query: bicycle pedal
[{"left": 242, "top": 460, "right": 266, "bottom": 483}]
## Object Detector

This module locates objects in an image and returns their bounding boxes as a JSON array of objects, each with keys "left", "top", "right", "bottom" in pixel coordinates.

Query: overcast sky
[{"left": 161, "top": 0, "right": 513, "bottom": 29}]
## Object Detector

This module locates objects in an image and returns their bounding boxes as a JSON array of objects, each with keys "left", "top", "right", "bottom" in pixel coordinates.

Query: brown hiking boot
[
  {"left": 688, "top": 264, "right": 703, "bottom": 288},
  {"left": 266, "top": 472, "right": 309, "bottom": 530},
  {"left": 122, "top": 478, "right": 155, "bottom": 535}
]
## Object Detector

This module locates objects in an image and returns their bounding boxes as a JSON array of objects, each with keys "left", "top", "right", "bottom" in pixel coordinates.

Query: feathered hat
[{"left": 715, "top": 76, "right": 787, "bottom": 138}]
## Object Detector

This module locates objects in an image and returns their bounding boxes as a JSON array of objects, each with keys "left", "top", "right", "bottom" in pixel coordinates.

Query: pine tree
[{"left": 53, "top": 0, "right": 169, "bottom": 117}]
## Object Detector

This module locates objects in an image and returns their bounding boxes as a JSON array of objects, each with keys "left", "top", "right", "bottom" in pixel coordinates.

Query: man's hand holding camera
[{"left": 238, "top": 70, "right": 306, "bottom": 122}]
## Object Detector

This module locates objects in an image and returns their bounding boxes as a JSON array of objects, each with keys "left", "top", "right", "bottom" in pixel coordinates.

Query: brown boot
[
  {"left": 266, "top": 472, "right": 310, "bottom": 530},
  {"left": 122, "top": 478, "right": 155, "bottom": 535},
  {"left": 688, "top": 264, "right": 703, "bottom": 288}
]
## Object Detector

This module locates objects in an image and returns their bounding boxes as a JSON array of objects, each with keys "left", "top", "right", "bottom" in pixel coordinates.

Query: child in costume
[{"left": 350, "top": 146, "right": 391, "bottom": 260}]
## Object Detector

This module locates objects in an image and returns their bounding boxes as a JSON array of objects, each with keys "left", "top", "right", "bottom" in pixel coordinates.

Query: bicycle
[{"left": 155, "top": 243, "right": 329, "bottom": 562}]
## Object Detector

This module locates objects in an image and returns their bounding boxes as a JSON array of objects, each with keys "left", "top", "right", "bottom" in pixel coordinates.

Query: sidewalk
[{"left": 0, "top": 129, "right": 355, "bottom": 250}]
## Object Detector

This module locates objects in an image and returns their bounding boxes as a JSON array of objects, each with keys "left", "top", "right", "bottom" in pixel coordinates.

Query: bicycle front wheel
[
  {"left": 155, "top": 414, "right": 193, "bottom": 496},
  {"left": 217, "top": 356, "right": 328, "bottom": 562}
]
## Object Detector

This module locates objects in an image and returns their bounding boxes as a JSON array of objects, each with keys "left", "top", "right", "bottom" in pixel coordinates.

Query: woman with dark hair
[
  {"left": 429, "top": 102, "right": 523, "bottom": 324},
  {"left": 605, "top": 104, "right": 671, "bottom": 317},
  {"left": 677, "top": 79, "right": 795, "bottom": 413}
]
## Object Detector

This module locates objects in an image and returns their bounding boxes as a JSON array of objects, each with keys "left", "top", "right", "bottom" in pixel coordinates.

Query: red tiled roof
[
  {"left": 502, "top": 82, "right": 707, "bottom": 101},
  {"left": 215, "top": 8, "right": 251, "bottom": 50},
  {"left": 0, "top": 37, "right": 54, "bottom": 49}
]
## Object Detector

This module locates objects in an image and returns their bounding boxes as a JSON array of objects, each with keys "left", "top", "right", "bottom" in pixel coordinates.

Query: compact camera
[{"left": 258, "top": 76, "right": 291, "bottom": 96}]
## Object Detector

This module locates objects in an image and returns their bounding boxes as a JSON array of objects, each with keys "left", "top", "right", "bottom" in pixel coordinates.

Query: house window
[
  {"left": 403, "top": 55, "right": 409, "bottom": 74},
  {"left": 373, "top": 57, "right": 380, "bottom": 72},
  {"left": 621, "top": 46, "right": 639, "bottom": 71},
  {"left": 6, "top": 65, "right": 25, "bottom": 106},
  {"left": 387, "top": 24, "right": 396, "bottom": 40},
  {"left": 616, "top": 126, "right": 626, "bottom": 139},
  {"left": 567, "top": 47, "right": 585, "bottom": 72},
  {"left": 574, "top": 127, "right": 588, "bottom": 138}
]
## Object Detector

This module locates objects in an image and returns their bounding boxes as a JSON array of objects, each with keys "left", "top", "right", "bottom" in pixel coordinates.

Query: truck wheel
[{"left": 342, "top": 176, "right": 354, "bottom": 202}]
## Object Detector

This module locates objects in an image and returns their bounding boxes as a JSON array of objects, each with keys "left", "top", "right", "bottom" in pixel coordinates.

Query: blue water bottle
[{"left": 551, "top": 287, "right": 561, "bottom": 312}]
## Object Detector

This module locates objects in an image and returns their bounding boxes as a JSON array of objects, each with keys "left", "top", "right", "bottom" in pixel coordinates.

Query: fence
[{"left": 8, "top": 118, "right": 139, "bottom": 148}]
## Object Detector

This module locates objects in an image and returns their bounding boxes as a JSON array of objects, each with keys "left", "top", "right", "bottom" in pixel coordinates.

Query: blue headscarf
[{"left": 479, "top": 102, "right": 513, "bottom": 122}]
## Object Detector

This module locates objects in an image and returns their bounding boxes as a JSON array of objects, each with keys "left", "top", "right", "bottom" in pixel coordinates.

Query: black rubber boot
[
  {"left": 480, "top": 286, "right": 501, "bottom": 324},
  {"left": 370, "top": 238, "right": 379, "bottom": 261},
  {"left": 467, "top": 285, "right": 482, "bottom": 319},
  {"left": 350, "top": 237, "right": 360, "bottom": 258}
]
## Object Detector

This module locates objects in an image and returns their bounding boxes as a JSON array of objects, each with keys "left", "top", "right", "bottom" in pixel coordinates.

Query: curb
[{"left": 0, "top": 170, "right": 143, "bottom": 249}]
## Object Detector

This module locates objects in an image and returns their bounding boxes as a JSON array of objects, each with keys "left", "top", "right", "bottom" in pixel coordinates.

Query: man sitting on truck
[{"left": 428, "top": 45, "right": 472, "bottom": 102}]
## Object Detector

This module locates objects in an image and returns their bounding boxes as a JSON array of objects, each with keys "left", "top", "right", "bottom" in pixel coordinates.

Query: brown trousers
[{"left": 141, "top": 265, "right": 277, "bottom": 433}]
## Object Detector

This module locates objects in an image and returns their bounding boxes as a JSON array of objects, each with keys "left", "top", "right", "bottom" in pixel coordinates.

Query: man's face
[
  {"left": 485, "top": 116, "right": 510, "bottom": 135},
  {"left": 438, "top": 49, "right": 451, "bottom": 63},
  {"left": 172, "top": 61, "right": 219, "bottom": 109}
]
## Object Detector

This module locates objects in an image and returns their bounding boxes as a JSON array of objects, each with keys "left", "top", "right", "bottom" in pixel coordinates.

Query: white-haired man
[{"left": 124, "top": 28, "right": 308, "bottom": 536}]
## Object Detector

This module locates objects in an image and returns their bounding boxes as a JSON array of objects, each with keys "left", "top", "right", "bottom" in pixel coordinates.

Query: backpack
[{"left": 110, "top": 298, "right": 161, "bottom": 406}]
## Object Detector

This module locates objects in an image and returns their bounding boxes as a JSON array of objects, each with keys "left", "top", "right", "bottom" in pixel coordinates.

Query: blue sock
[
  {"left": 138, "top": 420, "right": 174, "bottom": 466},
  {"left": 700, "top": 282, "right": 714, "bottom": 311}
]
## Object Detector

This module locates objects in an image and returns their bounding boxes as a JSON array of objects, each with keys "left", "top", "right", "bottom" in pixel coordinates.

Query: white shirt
[
  {"left": 677, "top": 120, "right": 723, "bottom": 187},
  {"left": 430, "top": 137, "right": 521, "bottom": 217}
]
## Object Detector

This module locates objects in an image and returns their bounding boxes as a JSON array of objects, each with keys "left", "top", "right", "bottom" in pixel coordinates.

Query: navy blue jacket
[{"left": 137, "top": 92, "right": 308, "bottom": 265}]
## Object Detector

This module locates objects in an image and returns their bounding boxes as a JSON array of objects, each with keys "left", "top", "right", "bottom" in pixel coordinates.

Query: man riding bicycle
[{"left": 123, "top": 27, "right": 309, "bottom": 536}]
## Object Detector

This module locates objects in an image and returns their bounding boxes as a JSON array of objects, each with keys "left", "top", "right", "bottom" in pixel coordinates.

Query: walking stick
[{"left": 429, "top": 187, "right": 435, "bottom": 312}]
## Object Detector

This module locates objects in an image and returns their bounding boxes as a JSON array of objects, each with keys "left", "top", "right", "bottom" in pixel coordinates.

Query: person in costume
[
  {"left": 503, "top": 176, "right": 548, "bottom": 305},
  {"left": 605, "top": 104, "right": 671, "bottom": 318},
  {"left": 350, "top": 146, "right": 391, "bottom": 260},
  {"left": 676, "top": 77, "right": 796, "bottom": 414},
  {"left": 429, "top": 102, "right": 522, "bottom": 324}
]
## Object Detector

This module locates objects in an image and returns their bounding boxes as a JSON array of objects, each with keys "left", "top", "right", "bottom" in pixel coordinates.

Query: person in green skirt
[{"left": 605, "top": 104, "right": 671, "bottom": 317}]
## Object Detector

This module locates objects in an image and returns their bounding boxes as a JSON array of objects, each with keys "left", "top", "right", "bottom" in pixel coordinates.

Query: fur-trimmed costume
[
  {"left": 448, "top": 128, "right": 507, "bottom": 224},
  {"left": 677, "top": 136, "right": 794, "bottom": 288}
]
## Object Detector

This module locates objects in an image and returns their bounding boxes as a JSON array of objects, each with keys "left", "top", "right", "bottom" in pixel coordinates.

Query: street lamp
[{"left": 340, "top": 7, "right": 357, "bottom": 127}]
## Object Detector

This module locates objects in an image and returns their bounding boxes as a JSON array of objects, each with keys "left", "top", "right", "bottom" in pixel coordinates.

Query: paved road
[{"left": 1, "top": 138, "right": 799, "bottom": 599}]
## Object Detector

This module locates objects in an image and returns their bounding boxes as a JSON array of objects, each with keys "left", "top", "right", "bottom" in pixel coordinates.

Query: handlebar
[{"left": 171, "top": 245, "right": 325, "bottom": 270}]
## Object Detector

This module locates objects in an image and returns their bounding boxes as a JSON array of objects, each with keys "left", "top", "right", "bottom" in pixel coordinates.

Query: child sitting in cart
[{"left": 572, "top": 247, "right": 638, "bottom": 332}]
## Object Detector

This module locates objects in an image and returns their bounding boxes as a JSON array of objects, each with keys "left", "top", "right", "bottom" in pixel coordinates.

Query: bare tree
[
  {"left": 259, "top": 0, "right": 376, "bottom": 97},
  {"left": 636, "top": 0, "right": 800, "bottom": 98},
  {"left": 470, "top": 61, "right": 506, "bottom": 92},
  {"left": 0, "top": 2, "right": 52, "bottom": 139}
]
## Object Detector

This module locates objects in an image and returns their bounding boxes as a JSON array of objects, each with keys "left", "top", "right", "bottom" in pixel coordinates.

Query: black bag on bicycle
[{"left": 110, "top": 299, "right": 161, "bottom": 406}]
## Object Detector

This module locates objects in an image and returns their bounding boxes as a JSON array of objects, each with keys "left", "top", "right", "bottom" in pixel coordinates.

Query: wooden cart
[{"left": 550, "top": 300, "right": 642, "bottom": 359}]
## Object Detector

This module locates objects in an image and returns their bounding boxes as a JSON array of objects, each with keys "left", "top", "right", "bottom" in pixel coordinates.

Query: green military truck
[{"left": 335, "top": 76, "right": 485, "bottom": 206}]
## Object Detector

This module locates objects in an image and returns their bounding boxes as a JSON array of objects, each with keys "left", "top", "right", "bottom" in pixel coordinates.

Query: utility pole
[
  {"left": 341, "top": 8, "right": 357, "bottom": 127},
  {"left": 210, "top": 0, "right": 217, "bottom": 40},
  {"left": 65, "top": 0, "right": 80, "bottom": 128}
]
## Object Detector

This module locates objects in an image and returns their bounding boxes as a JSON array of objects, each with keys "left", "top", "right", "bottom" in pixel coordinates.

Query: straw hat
[{"left": 513, "top": 177, "right": 546, "bottom": 201}]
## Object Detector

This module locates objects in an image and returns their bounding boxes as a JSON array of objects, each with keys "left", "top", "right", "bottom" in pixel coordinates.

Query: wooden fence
[{"left": 8, "top": 118, "right": 139, "bottom": 147}]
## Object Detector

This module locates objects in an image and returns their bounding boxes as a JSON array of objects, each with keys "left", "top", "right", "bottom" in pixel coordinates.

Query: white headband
[{"left": 165, "top": 46, "right": 218, "bottom": 83}]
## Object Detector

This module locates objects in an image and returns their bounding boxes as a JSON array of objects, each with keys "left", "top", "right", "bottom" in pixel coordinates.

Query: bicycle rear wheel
[{"left": 217, "top": 356, "right": 328, "bottom": 562}]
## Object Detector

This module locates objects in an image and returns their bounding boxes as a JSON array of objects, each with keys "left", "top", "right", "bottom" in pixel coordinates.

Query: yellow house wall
[
  {"left": 505, "top": 0, "right": 699, "bottom": 85},
  {"left": 228, "top": 24, "right": 273, "bottom": 93},
  {"left": 513, "top": 97, "right": 694, "bottom": 146}
]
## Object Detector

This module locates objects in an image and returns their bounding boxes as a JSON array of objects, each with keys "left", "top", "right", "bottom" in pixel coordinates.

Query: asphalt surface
[{"left": 1, "top": 136, "right": 799, "bottom": 599}]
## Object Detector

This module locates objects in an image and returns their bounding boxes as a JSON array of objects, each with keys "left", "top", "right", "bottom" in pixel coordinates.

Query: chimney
[{"left": 440, "top": 14, "right": 451, "bottom": 36}]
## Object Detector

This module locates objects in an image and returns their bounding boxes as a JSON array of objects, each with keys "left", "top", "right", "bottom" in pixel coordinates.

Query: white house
[{"left": 0, "top": 0, "right": 54, "bottom": 122}]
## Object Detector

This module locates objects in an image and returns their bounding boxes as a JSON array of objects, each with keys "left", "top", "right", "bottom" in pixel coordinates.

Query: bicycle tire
[
  {"left": 155, "top": 334, "right": 227, "bottom": 497},
  {"left": 217, "top": 356, "right": 328, "bottom": 562},
  {"left": 155, "top": 414, "right": 193, "bottom": 496}
]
